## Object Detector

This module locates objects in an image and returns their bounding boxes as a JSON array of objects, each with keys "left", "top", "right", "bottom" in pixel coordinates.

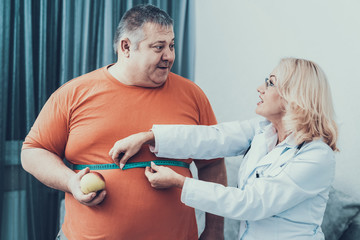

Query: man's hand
[
  {"left": 67, "top": 167, "right": 106, "bottom": 206},
  {"left": 144, "top": 162, "right": 185, "bottom": 188},
  {"left": 21, "top": 148, "right": 106, "bottom": 207},
  {"left": 109, "top": 131, "right": 155, "bottom": 169}
]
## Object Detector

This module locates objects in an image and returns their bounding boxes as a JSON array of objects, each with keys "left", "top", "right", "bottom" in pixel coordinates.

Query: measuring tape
[{"left": 73, "top": 160, "right": 190, "bottom": 171}]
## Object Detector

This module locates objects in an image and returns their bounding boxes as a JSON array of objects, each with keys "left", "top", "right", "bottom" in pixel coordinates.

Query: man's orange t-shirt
[{"left": 22, "top": 66, "right": 219, "bottom": 240}]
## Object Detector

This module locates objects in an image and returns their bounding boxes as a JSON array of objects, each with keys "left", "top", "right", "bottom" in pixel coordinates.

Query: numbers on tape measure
[{"left": 73, "top": 160, "right": 189, "bottom": 170}]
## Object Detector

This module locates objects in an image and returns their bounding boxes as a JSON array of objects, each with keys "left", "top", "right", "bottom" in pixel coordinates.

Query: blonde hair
[{"left": 273, "top": 58, "right": 338, "bottom": 151}]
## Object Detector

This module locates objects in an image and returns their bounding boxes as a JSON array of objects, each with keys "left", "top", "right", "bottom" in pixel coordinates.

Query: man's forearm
[
  {"left": 21, "top": 148, "right": 75, "bottom": 193},
  {"left": 196, "top": 159, "right": 227, "bottom": 184},
  {"left": 196, "top": 159, "right": 227, "bottom": 240}
]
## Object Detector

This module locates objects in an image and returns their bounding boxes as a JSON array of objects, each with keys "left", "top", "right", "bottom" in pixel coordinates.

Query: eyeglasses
[{"left": 265, "top": 75, "right": 277, "bottom": 88}]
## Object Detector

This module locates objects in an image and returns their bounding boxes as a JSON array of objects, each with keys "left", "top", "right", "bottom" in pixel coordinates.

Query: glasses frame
[{"left": 265, "top": 75, "right": 277, "bottom": 88}]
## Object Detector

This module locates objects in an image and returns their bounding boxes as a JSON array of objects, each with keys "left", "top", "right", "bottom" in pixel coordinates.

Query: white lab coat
[{"left": 151, "top": 119, "right": 335, "bottom": 240}]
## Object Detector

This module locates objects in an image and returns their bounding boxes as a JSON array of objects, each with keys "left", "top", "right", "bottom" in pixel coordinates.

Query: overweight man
[{"left": 21, "top": 4, "right": 227, "bottom": 240}]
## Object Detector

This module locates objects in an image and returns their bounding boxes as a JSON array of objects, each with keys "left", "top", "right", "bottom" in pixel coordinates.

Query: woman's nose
[{"left": 257, "top": 84, "right": 265, "bottom": 94}]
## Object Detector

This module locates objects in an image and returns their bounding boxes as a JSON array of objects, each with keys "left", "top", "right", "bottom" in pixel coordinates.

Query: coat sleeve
[
  {"left": 180, "top": 140, "right": 335, "bottom": 221},
  {"left": 151, "top": 118, "right": 261, "bottom": 159}
]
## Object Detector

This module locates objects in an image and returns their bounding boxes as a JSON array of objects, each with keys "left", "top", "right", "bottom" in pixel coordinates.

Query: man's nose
[{"left": 162, "top": 47, "right": 175, "bottom": 61}]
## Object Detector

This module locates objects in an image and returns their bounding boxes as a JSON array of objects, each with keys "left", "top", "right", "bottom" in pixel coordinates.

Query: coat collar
[{"left": 258, "top": 120, "right": 298, "bottom": 151}]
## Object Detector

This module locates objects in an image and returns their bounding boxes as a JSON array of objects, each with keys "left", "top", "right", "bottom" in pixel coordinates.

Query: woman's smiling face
[{"left": 255, "top": 74, "right": 285, "bottom": 123}]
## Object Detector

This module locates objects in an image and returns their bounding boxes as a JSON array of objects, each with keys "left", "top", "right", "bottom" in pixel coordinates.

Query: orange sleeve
[
  {"left": 198, "top": 92, "right": 218, "bottom": 126},
  {"left": 192, "top": 84, "right": 223, "bottom": 163},
  {"left": 190, "top": 82, "right": 218, "bottom": 126},
  {"left": 22, "top": 91, "right": 69, "bottom": 159}
]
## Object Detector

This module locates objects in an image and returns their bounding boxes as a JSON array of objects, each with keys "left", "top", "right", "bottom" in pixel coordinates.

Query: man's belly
[{"left": 62, "top": 167, "right": 198, "bottom": 240}]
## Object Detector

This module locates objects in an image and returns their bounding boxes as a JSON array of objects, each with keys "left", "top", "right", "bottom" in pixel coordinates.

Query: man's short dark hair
[{"left": 113, "top": 4, "right": 173, "bottom": 53}]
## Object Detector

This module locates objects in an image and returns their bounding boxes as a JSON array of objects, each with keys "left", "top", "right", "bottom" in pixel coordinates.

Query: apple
[{"left": 80, "top": 172, "right": 106, "bottom": 194}]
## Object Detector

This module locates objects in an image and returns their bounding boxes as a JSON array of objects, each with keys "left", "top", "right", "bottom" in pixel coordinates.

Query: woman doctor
[{"left": 109, "top": 58, "right": 338, "bottom": 240}]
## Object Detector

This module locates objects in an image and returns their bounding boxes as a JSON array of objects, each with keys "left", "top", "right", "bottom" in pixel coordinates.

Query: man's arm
[
  {"left": 21, "top": 148, "right": 106, "bottom": 206},
  {"left": 195, "top": 159, "right": 227, "bottom": 240}
]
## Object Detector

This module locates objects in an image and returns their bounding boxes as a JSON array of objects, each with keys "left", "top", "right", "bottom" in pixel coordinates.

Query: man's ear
[{"left": 119, "top": 38, "right": 131, "bottom": 57}]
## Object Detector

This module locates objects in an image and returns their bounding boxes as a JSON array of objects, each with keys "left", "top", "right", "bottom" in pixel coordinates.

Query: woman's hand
[
  {"left": 145, "top": 162, "right": 185, "bottom": 189},
  {"left": 109, "top": 131, "right": 155, "bottom": 169},
  {"left": 67, "top": 168, "right": 106, "bottom": 206}
]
